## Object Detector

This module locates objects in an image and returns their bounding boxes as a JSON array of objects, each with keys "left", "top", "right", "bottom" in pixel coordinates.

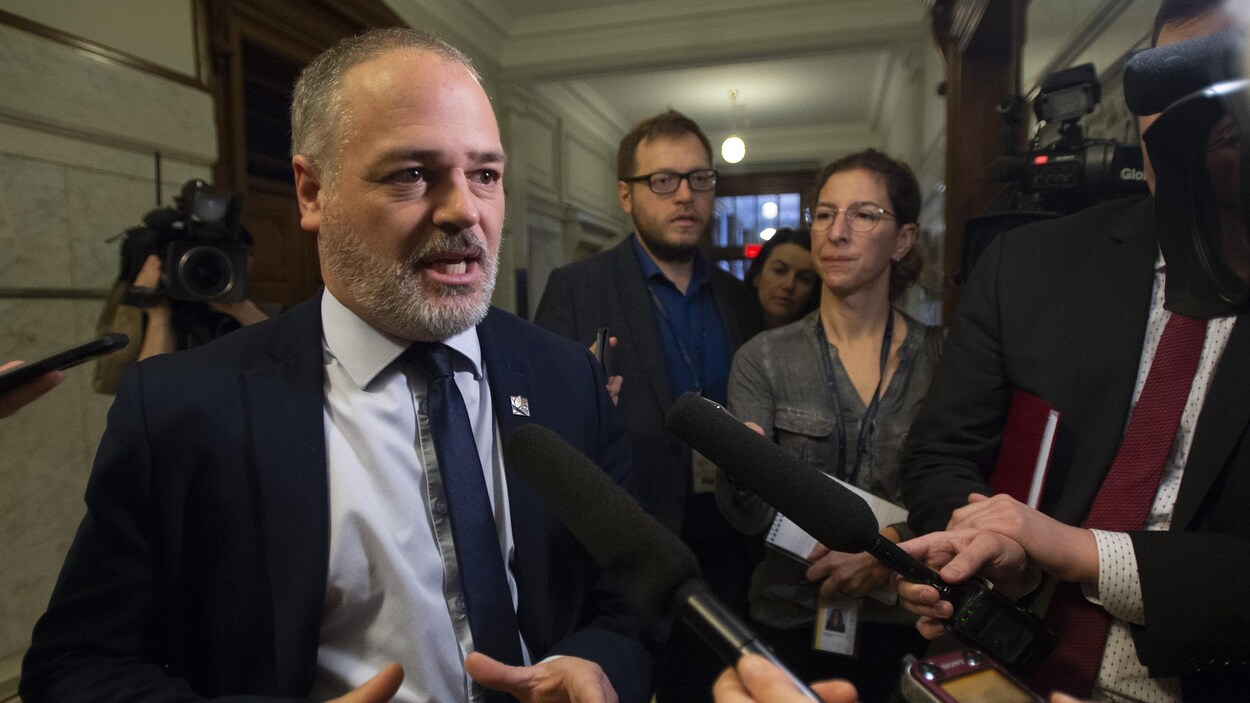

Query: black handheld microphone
[
  {"left": 505, "top": 423, "right": 822, "bottom": 701},
  {"left": 664, "top": 393, "right": 1057, "bottom": 673}
]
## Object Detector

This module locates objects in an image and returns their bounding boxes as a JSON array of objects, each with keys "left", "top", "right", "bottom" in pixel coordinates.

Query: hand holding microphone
[
  {"left": 505, "top": 424, "right": 829, "bottom": 702},
  {"left": 664, "top": 393, "right": 1057, "bottom": 674},
  {"left": 893, "top": 528, "right": 1034, "bottom": 640},
  {"left": 895, "top": 493, "right": 1101, "bottom": 642},
  {"left": 713, "top": 655, "right": 859, "bottom": 703}
]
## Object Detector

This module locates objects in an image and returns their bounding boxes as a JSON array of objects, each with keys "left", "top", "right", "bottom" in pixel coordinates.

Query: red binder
[{"left": 989, "top": 389, "right": 1060, "bottom": 508}]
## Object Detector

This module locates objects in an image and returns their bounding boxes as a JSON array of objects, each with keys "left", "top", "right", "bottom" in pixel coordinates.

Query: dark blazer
[
  {"left": 21, "top": 295, "right": 653, "bottom": 702},
  {"left": 533, "top": 235, "right": 761, "bottom": 534},
  {"left": 900, "top": 195, "right": 1250, "bottom": 696}
]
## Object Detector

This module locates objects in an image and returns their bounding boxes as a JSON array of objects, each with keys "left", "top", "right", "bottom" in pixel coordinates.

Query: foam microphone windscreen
[
  {"left": 505, "top": 423, "right": 700, "bottom": 617},
  {"left": 1124, "top": 29, "right": 1243, "bottom": 116},
  {"left": 664, "top": 392, "right": 878, "bottom": 553}
]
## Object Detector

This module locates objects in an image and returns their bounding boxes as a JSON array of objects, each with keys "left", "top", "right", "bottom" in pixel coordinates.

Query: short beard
[
  {"left": 318, "top": 209, "right": 498, "bottom": 342},
  {"left": 636, "top": 225, "right": 699, "bottom": 264}
]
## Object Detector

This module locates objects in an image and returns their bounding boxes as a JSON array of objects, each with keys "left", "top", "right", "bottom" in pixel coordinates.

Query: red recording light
[
  {"left": 744, "top": 244, "right": 762, "bottom": 259},
  {"left": 1032, "top": 154, "right": 1049, "bottom": 165}
]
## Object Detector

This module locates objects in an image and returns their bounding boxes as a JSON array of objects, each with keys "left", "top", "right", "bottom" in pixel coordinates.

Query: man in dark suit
[
  {"left": 21, "top": 28, "right": 651, "bottom": 703},
  {"left": 897, "top": 2, "right": 1250, "bottom": 701},
  {"left": 534, "top": 110, "right": 760, "bottom": 702}
]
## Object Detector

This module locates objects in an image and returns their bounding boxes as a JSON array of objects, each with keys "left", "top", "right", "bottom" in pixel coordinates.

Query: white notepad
[{"left": 765, "top": 474, "right": 908, "bottom": 605}]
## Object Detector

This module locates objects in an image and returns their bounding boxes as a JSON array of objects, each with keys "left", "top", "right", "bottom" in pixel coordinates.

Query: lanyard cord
[
  {"left": 816, "top": 310, "right": 894, "bottom": 486},
  {"left": 647, "top": 283, "right": 709, "bottom": 395}
]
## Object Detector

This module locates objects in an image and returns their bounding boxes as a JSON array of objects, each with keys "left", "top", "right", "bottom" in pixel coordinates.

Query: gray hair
[{"left": 290, "top": 27, "right": 479, "bottom": 182}]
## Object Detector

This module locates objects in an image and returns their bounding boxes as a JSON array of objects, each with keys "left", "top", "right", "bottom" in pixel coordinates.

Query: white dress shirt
[
  {"left": 1088, "top": 260, "right": 1237, "bottom": 703},
  {"left": 308, "top": 291, "right": 525, "bottom": 703}
]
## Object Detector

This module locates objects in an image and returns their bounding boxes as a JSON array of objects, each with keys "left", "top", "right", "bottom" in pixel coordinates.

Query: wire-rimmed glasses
[{"left": 804, "top": 203, "right": 897, "bottom": 233}]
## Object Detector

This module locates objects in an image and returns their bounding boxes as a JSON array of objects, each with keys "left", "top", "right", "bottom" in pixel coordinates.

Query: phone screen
[{"left": 939, "top": 668, "right": 1035, "bottom": 703}]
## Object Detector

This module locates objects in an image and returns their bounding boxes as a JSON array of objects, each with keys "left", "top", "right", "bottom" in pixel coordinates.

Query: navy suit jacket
[
  {"left": 534, "top": 235, "right": 761, "bottom": 533},
  {"left": 21, "top": 295, "right": 653, "bottom": 702},
  {"left": 901, "top": 196, "right": 1250, "bottom": 697}
]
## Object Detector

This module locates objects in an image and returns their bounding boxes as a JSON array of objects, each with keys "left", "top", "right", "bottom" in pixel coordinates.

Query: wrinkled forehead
[
  {"left": 335, "top": 49, "right": 502, "bottom": 157},
  {"left": 344, "top": 49, "right": 494, "bottom": 118}
]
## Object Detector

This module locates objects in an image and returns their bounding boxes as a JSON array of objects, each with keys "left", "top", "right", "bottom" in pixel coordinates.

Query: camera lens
[{"left": 176, "top": 246, "right": 235, "bottom": 300}]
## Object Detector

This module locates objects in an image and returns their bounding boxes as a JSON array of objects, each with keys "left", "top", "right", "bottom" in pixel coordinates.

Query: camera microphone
[
  {"left": 664, "top": 392, "right": 1057, "bottom": 673},
  {"left": 1124, "top": 29, "right": 1243, "bottom": 116},
  {"left": 504, "top": 423, "right": 823, "bottom": 701}
]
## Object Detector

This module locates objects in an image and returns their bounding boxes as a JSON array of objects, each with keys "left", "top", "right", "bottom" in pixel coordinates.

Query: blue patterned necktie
[{"left": 405, "top": 342, "right": 524, "bottom": 697}]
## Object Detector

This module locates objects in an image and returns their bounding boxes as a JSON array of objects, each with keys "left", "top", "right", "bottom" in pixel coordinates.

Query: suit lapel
[
  {"left": 244, "top": 296, "right": 330, "bottom": 690},
  {"left": 708, "top": 269, "right": 748, "bottom": 350},
  {"left": 480, "top": 309, "right": 536, "bottom": 442},
  {"left": 478, "top": 310, "right": 549, "bottom": 648},
  {"left": 1053, "top": 199, "right": 1158, "bottom": 524},
  {"left": 610, "top": 237, "right": 675, "bottom": 408},
  {"left": 1174, "top": 309, "right": 1250, "bottom": 528}
]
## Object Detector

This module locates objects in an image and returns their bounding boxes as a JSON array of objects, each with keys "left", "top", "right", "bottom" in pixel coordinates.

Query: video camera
[
  {"left": 117, "top": 179, "right": 250, "bottom": 303},
  {"left": 958, "top": 64, "right": 1151, "bottom": 282},
  {"left": 1016, "top": 63, "right": 1150, "bottom": 211}
]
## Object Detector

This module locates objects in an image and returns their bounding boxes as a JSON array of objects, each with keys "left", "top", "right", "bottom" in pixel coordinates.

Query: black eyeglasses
[
  {"left": 622, "top": 169, "right": 718, "bottom": 194},
  {"left": 804, "top": 203, "right": 897, "bottom": 233}
]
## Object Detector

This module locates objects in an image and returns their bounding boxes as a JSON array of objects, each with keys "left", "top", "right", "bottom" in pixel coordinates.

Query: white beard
[{"left": 317, "top": 207, "right": 499, "bottom": 342}]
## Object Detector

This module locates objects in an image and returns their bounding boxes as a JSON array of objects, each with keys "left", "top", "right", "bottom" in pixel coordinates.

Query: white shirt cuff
[{"left": 1087, "top": 529, "right": 1145, "bottom": 624}]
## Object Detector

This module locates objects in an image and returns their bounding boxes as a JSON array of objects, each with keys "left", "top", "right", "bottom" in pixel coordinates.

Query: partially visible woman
[
  {"left": 745, "top": 228, "right": 820, "bottom": 330},
  {"left": 717, "top": 148, "right": 943, "bottom": 702}
]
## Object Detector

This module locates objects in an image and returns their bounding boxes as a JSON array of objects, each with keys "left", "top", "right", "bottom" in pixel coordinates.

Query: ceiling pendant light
[{"left": 721, "top": 89, "right": 745, "bottom": 164}]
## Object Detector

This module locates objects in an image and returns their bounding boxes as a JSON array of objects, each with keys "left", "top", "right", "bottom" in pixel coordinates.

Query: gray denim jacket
[{"left": 717, "top": 309, "right": 944, "bottom": 628}]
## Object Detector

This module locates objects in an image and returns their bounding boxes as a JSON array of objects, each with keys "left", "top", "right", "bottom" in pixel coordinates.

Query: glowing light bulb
[{"left": 721, "top": 135, "right": 745, "bottom": 164}]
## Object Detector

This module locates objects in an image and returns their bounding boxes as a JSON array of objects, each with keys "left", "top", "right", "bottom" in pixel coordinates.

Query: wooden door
[{"left": 199, "top": 0, "right": 404, "bottom": 306}]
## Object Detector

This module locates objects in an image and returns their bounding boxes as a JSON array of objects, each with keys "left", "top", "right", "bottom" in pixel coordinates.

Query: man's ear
[
  {"left": 617, "top": 180, "right": 633, "bottom": 216},
  {"left": 292, "top": 155, "right": 324, "bottom": 233}
]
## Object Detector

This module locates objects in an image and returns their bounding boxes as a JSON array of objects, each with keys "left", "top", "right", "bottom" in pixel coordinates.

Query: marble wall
[{"left": 0, "top": 18, "right": 213, "bottom": 693}]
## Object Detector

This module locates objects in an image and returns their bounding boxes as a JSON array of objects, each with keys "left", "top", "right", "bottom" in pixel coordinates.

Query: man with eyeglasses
[{"left": 535, "top": 109, "right": 761, "bottom": 703}]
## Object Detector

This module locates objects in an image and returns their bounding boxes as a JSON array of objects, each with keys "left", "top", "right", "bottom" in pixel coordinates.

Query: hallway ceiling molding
[
  {"left": 383, "top": 0, "right": 508, "bottom": 74},
  {"left": 712, "top": 121, "right": 881, "bottom": 171},
  {"left": 496, "top": 0, "right": 927, "bottom": 80},
  {"left": 391, "top": 0, "right": 932, "bottom": 169},
  {"left": 388, "top": 0, "right": 1153, "bottom": 171}
]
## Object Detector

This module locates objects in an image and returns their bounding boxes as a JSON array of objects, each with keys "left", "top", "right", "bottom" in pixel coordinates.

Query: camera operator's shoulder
[
  {"left": 998, "top": 194, "right": 1153, "bottom": 259},
  {"left": 137, "top": 296, "right": 320, "bottom": 387}
]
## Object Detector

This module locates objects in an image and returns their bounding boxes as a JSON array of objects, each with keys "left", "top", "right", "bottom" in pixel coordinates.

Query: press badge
[
  {"left": 691, "top": 450, "right": 718, "bottom": 494},
  {"left": 813, "top": 597, "right": 860, "bottom": 656}
]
